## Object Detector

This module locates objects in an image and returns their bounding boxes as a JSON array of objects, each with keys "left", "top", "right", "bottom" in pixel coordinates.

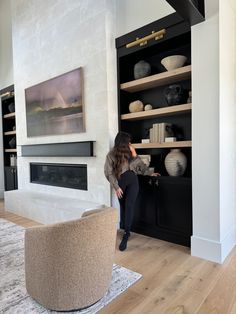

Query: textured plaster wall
[
  {"left": 11, "top": 0, "right": 117, "bottom": 205},
  {"left": 0, "top": 0, "right": 14, "bottom": 197},
  {"left": 116, "top": 0, "right": 174, "bottom": 37}
]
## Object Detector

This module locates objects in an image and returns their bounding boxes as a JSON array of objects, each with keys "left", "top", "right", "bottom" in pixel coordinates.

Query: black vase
[
  {"left": 164, "top": 84, "right": 188, "bottom": 106},
  {"left": 9, "top": 137, "right": 16, "bottom": 148},
  {"left": 134, "top": 60, "right": 151, "bottom": 79},
  {"left": 8, "top": 103, "right": 15, "bottom": 113}
]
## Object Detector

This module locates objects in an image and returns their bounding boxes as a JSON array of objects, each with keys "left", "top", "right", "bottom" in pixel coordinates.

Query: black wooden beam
[{"left": 165, "top": 0, "right": 205, "bottom": 26}]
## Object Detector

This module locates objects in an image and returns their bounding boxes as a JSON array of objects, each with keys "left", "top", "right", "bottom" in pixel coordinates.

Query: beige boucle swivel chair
[{"left": 24, "top": 207, "right": 118, "bottom": 311}]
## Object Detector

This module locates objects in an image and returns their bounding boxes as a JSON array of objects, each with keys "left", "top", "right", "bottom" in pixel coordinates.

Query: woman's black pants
[{"left": 118, "top": 170, "right": 139, "bottom": 234}]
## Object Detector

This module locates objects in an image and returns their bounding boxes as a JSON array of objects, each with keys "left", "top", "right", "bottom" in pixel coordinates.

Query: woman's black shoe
[{"left": 119, "top": 232, "right": 130, "bottom": 251}]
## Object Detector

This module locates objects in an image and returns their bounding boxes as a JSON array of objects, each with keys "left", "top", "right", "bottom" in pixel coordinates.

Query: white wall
[
  {"left": 11, "top": 0, "right": 117, "bottom": 205},
  {"left": 0, "top": 0, "right": 14, "bottom": 198},
  {"left": 219, "top": 0, "right": 236, "bottom": 261},
  {"left": 191, "top": 0, "right": 236, "bottom": 263},
  {"left": 0, "top": 0, "right": 13, "bottom": 89},
  {"left": 116, "top": 0, "right": 174, "bottom": 37},
  {"left": 191, "top": 0, "right": 220, "bottom": 261}
]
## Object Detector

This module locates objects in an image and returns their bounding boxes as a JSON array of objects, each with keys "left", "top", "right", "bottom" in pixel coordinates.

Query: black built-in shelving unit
[
  {"left": 0, "top": 84, "right": 17, "bottom": 191},
  {"left": 116, "top": 13, "right": 192, "bottom": 246}
]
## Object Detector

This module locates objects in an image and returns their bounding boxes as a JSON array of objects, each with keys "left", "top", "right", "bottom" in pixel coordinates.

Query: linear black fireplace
[{"left": 30, "top": 163, "right": 87, "bottom": 190}]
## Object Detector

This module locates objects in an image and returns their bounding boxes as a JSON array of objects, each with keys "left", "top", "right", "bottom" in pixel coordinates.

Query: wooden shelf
[
  {"left": 121, "top": 103, "right": 191, "bottom": 121},
  {"left": 133, "top": 141, "right": 192, "bottom": 149},
  {"left": 4, "top": 130, "right": 16, "bottom": 136},
  {"left": 4, "top": 112, "right": 15, "bottom": 119},
  {"left": 120, "top": 65, "right": 191, "bottom": 93},
  {"left": 0, "top": 91, "right": 14, "bottom": 99},
  {"left": 5, "top": 149, "right": 17, "bottom": 153}
]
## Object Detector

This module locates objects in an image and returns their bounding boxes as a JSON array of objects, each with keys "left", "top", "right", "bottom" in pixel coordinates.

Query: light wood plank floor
[{"left": 1, "top": 200, "right": 236, "bottom": 314}]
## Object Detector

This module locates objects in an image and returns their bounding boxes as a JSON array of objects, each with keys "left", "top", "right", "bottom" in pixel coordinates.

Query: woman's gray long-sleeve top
[{"left": 104, "top": 150, "right": 151, "bottom": 190}]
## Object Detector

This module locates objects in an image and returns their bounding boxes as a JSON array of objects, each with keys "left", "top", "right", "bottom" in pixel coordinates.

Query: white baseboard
[
  {"left": 191, "top": 227, "right": 236, "bottom": 264},
  {"left": 191, "top": 236, "right": 222, "bottom": 263},
  {"left": 221, "top": 226, "right": 236, "bottom": 262}
]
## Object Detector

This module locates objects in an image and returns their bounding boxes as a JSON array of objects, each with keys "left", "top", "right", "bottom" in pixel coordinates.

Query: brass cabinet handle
[{"left": 126, "top": 29, "right": 166, "bottom": 49}]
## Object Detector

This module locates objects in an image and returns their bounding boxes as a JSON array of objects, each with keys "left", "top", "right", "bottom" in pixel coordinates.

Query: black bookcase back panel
[
  {"left": 1, "top": 96, "right": 15, "bottom": 115},
  {"left": 121, "top": 114, "right": 191, "bottom": 142},
  {"left": 150, "top": 149, "right": 192, "bottom": 177},
  {"left": 120, "top": 79, "right": 191, "bottom": 114},
  {"left": 119, "top": 36, "right": 191, "bottom": 83},
  {"left": 117, "top": 17, "right": 191, "bottom": 59},
  {"left": 3, "top": 135, "right": 16, "bottom": 150},
  {"left": 2, "top": 119, "right": 15, "bottom": 132},
  {"left": 125, "top": 146, "right": 191, "bottom": 178}
]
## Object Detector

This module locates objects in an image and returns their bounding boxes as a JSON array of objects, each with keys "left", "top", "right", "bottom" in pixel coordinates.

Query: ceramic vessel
[
  {"left": 187, "top": 91, "right": 192, "bottom": 103},
  {"left": 164, "top": 149, "right": 187, "bottom": 176},
  {"left": 144, "top": 104, "right": 152, "bottom": 111},
  {"left": 134, "top": 60, "right": 151, "bottom": 79},
  {"left": 164, "top": 84, "right": 188, "bottom": 106},
  {"left": 129, "top": 100, "right": 144, "bottom": 113},
  {"left": 8, "top": 103, "right": 15, "bottom": 113},
  {"left": 161, "top": 55, "right": 187, "bottom": 71},
  {"left": 9, "top": 137, "right": 16, "bottom": 148}
]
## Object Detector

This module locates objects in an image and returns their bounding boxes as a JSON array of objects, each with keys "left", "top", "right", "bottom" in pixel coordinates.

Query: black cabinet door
[
  {"left": 4, "top": 167, "right": 17, "bottom": 191},
  {"left": 133, "top": 176, "right": 157, "bottom": 228},
  {"left": 131, "top": 175, "right": 192, "bottom": 247},
  {"left": 156, "top": 177, "right": 192, "bottom": 236}
]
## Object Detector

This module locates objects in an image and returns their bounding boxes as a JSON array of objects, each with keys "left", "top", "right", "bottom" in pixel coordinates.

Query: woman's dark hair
[{"left": 113, "top": 131, "right": 132, "bottom": 179}]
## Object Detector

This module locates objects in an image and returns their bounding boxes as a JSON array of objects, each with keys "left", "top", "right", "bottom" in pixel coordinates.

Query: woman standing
[{"left": 104, "top": 131, "right": 159, "bottom": 251}]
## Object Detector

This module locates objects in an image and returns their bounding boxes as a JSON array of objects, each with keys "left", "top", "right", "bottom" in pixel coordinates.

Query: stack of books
[{"left": 149, "top": 123, "right": 173, "bottom": 143}]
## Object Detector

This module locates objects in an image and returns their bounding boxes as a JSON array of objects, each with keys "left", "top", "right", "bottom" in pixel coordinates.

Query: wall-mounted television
[{"left": 25, "top": 67, "right": 84, "bottom": 137}]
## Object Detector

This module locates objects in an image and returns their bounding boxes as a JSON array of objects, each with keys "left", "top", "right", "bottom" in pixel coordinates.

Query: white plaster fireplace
[{"left": 10, "top": 0, "right": 118, "bottom": 209}]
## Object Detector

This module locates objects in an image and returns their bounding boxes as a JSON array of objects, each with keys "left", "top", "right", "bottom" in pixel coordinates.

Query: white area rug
[{"left": 0, "top": 219, "right": 142, "bottom": 314}]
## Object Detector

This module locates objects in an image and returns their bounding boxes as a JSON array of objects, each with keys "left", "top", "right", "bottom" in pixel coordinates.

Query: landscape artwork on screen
[{"left": 25, "top": 67, "right": 84, "bottom": 137}]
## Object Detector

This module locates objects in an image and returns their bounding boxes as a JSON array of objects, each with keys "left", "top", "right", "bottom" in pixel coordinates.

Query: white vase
[{"left": 164, "top": 149, "right": 187, "bottom": 176}]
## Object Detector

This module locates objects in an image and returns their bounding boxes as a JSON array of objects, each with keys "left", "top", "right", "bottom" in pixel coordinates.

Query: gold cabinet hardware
[
  {"left": 140, "top": 40, "right": 147, "bottom": 46},
  {"left": 126, "top": 29, "right": 166, "bottom": 49}
]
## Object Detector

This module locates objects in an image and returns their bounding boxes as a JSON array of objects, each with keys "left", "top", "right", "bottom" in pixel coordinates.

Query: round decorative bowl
[{"left": 161, "top": 55, "right": 187, "bottom": 71}]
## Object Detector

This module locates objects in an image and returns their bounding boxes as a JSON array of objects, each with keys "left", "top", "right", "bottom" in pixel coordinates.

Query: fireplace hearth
[{"left": 30, "top": 163, "right": 87, "bottom": 190}]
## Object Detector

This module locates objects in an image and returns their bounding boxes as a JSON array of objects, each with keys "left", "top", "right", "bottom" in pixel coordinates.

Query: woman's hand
[
  {"left": 116, "top": 187, "right": 123, "bottom": 199},
  {"left": 151, "top": 172, "right": 161, "bottom": 177},
  {"left": 129, "top": 143, "right": 137, "bottom": 157}
]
